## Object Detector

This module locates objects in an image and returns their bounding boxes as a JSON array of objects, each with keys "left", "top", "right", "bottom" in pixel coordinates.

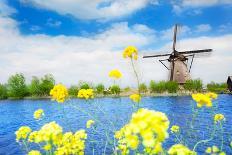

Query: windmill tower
[{"left": 143, "top": 24, "right": 212, "bottom": 84}]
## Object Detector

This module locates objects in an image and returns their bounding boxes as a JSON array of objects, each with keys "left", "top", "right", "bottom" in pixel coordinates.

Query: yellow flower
[
  {"left": 123, "top": 46, "right": 138, "bottom": 60},
  {"left": 115, "top": 108, "right": 169, "bottom": 154},
  {"left": 206, "top": 92, "right": 218, "bottom": 99},
  {"left": 15, "top": 126, "right": 32, "bottom": 141},
  {"left": 205, "top": 147, "right": 211, "bottom": 154},
  {"left": 86, "top": 120, "right": 95, "bottom": 128},
  {"left": 171, "top": 125, "right": 179, "bottom": 133},
  {"left": 129, "top": 94, "right": 141, "bottom": 103},
  {"left": 28, "top": 150, "right": 41, "bottom": 155},
  {"left": 214, "top": 114, "right": 225, "bottom": 123},
  {"left": 33, "top": 109, "right": 44, "bottom": 120},
  {"left": 77, "top": 89, "right": 94, "bottom": 100},
  {"left": 192, "top": 93, "right": 212, "bottom": 108},
  {"left": 212, "top": 145, "right": 219, "bottom": 153},
  {"left": 43, "top": 144, "right": 52, "bottom": 151},
  {"left": 50, "top": 84, "right": 68, "bottom": 103},
  {"left": 109, "top": 69, "right": 122, "bottom": 79},
  {"left": 168, "top": 144, "right": 195, "bottom": 155}
]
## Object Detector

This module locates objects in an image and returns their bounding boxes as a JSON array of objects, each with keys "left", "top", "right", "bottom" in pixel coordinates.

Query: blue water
[{"left": 0, "top": 95, "right": 232, "bottom": 155}]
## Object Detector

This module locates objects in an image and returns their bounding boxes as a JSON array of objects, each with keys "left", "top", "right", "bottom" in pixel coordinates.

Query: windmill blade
[
  {"left": 143, "top": 53, "right": 171, "bottom": 58},
  {"left": 179, "top": 49, "right": 212, "bottom": 55},
  {"left": 173, "top": 24, "right": 178, "bottom": 52}
]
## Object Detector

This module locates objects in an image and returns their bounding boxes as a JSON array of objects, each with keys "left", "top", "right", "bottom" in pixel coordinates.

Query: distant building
[{"left": 227, "top": 76, "right": 232, "bottom": 92}]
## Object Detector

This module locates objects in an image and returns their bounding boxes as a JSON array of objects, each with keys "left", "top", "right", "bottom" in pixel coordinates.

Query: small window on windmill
[{"left": 176, "top": 70, "right": 180, "bottom": 75}]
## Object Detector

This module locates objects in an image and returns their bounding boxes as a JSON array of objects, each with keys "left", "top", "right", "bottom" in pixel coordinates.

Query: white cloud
[
  {"left": 0, "top": 0, "right": 16, "bottom": 16},
  {"left": 195, "top": 24, "right": 212, "bottom": 32},
  {"left": 172, "top": 0, "right": 232, "bottom": 15},
  {"left": 46, "top": 18, "right": 62, "bottom": 27},
  {"left": 181, "top": 0, "right": 232, "bottom": 7},
  {"left": 0, "top": 1, "right": 231, "bottom": 87},
  {"left": 20, "top": 0, "right": 158, "bottom": 20}
]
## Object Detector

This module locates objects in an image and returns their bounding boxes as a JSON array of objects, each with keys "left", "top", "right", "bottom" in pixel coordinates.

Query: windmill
[{"left": 143, "top": 24, "right": 212, "bottom": 84}]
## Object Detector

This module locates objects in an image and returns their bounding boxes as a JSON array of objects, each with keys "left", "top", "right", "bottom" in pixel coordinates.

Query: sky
[{"left": 0, "top": 0, "right": 231, "bottom": 87}]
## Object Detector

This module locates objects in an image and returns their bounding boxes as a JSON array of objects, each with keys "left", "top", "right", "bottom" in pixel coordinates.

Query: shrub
[
  {"left": 68, "top": 85, "right": 79, "bottom": 97},
  {"left": 29, "top": 74, "right": 55, "bottom": 97},
  {"left": 78, "top": 81, "right": 91, "bottom": 89},
  {"left": 149, "top": 80, "right": 156, "bottom": 93},
  {"left": 110, "top": 85, "right": 120, "bottom": 95},
  {"left": 7, "top": 73, "right": 28, "bottom": 99},
  {"left": 153, "top": 81, "right": 166, "bottom": 93},
  {"left": 0, "top": 84, "right": 8, "bottom": 99},
  {"left": 95, "top": 84, "right": 105, "bottom": 94},
  {"left": 39, "top": 74, "right": 55, "bottom": 96},
  {"left": 139, "top": 83, "right": 147, "bottom": 93},
  {"left": 207, "top": 82, "right": 227, "bottom": 93},
  {"left": 184, "top": 79, "right": 203, "bottom": 92},
  {"left": 165, "top": 81, "right": 178, "bottom": 93}
]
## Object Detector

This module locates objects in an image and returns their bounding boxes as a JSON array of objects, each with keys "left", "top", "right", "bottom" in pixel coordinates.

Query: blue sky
[
  {"left": 8, "top": 0, "right": 232, "bottom": 37},
  {"left": 0, "top": 0, "right": 231, "bottom": 86}
]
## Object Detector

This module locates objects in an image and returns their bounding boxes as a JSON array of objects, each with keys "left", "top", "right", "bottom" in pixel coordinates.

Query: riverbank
[{"left": 1, "top": 91, "right": 230, "bottom": 101}]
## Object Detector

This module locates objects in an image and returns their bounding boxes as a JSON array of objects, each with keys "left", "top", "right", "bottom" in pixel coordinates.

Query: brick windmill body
[{"left": 144, "top": 24, "right": 212, "bottom": 84}]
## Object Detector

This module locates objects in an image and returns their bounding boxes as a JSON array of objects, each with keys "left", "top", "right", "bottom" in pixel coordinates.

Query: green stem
[
  {"left": 130, "top": 58, "right": 140, "bottom": 95},
  {"left": 193, "top": 123, "right": 216, "bottom": 151}
]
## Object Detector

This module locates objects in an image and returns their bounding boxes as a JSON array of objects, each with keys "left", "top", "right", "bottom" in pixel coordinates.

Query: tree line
[{"left": 0, "top": 73, "right": 229, "bottom": 100}]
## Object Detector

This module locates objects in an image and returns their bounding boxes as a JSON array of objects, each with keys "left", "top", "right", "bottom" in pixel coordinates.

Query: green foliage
[
  {"left": 95, "top": 84, "right": 105, "bottom": 94},
  {"left": 150, "top": 80, "right": 178, "bottom": 93},
  {"left": 110, "top": 85, "right": 120, "bottom": 95},
  {"left": 68, "top": 85, "right": 79, "bottom": 97},
  {"left": 139, "top": 83, "right": 147, "bottom": 93},
  {"left": 183, "top": 79, "right": 203, "bottom": 92},
  {"left": 0, "top": 84, "right": 8, "bottom": 99},
  {"left": 165, "top": 81, "right": 178, "bottom": 93},
  {"left": 78, "top": 81, "right": 91, "bottom": 89},
  {"left": 29, "top": 74, "right": 55, "bottom": 96},
  {"left": 207, "top": 82, "right": 227, "bottom": 93},
  {"left": 149, "top": 81, "right": 166, "bottom": 93},
  {"left": 7, "top": 73, "right": 28, "bottom": 99},
  {"left": 39, "top": 74, "right": 55, "bottom": 96}
]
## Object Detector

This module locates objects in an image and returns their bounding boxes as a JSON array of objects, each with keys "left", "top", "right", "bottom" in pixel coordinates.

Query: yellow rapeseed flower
[
  {"left": 50, "top": 84, "right": 68, "bottom": 103},
  {"left": 33, "top": 109, "right": 44, "bottom": 120},
  {"left": 15, "top": 126, "right": 32, "bottom": 142},
  {"left": 86, "top": 120, "right": 95, "bottom": 128},
  {"left": 77, "top": 89, "right": 94, "bottom": 100},
  {"left": 115, "top": 108, "right": 169, "bottom": 154},
  {"left": 171, "top": 125, "right": 180, "bottom": 133},
  {"left": 206, "top": 92, "right": 218, "bottom": 99},
  {"left": 123, "top": 46, "right": 138, "bottom": 60},
  {"left": 192, "top": 93, "right": 212, "bottom": 108},
  {"left": 168, "top": 144, "right": 195, "bottom": 155},
  {"left": 28, "top": 150, "right": 41, "bottom": 155},
  {"left": 109, "top": 69, "right": 122, "bottom": 79},
  {"left": 205, "top": 147, "right": 212, "bottom": 154},
  {"left": 129, "top": 94, "right": 141, "bottom": 103},
  {"left": 214, "top": 114, "right": 225, "bottom": 123}
]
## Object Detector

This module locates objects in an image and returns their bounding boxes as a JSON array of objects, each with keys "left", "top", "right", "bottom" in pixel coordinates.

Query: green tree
[
  {"left": 184, "top": 79, "right": 203, "bottom": 92},
  {"left": 7, "top": 73, "right": 28, "bottom": 99},
  {"left": 78, "top": 81, "right": 90, "bottom": 89},
  {"left": 29, "top": 76, "right": 41, "bottom": 96},
  {"left": 110, "top": 85, "right": 120, "bottom": 95},
  {"left": 207, "top": 82, "right": 227, "bottom": 93},
  {"left": 39, "top": 74, "right": 55, "bottom": 96},
  {"left": 165, "top": 81, "right": 179, "bottom": 93},
  {"left": 96, "top": 84, "right": 105, "bottom": 94},
  {"left": 69, "top": 85, "right": 79, "bottom": 97},
  {"left": 139, "top": 83, "right": 147, "bottom": 93},
  {"left": 0, "top": 84, "right": 8, "bottom": 99}
]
